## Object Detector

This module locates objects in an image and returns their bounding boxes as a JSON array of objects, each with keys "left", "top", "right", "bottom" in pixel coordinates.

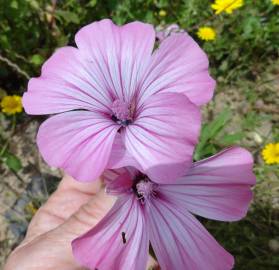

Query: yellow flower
[
  {"left": 262, "top": 143, "right": 279, "bottom": 165},
  {"left": 211, "top": 0, "right": 244, "bottom": 14},
  {"left": 159, "top": 10, "right": 167, "bottom": 17},
  {"left": 272, "top": 0, "right": 279, "bottom": 5},
  {"left": 1, "top": 95, "right": 23, "bottom": 115},
  {"left": 197, "top": 27, "right": 216, "bottom": 41}
]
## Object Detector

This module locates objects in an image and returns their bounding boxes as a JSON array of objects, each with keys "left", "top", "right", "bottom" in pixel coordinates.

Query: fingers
[
  {"left": 5, "top": 178, "right": 159, "bottom": 270},
  {"left": 56, "top": 187, "right": 116, "bottom": 238},
  {"left": 58, "top": 174, "right": 102, "bottom": 195},
  {"left": 25, "top": 175, "right": 103, "bottom": 241},
  {"left": 147, "top": 257, "right": 159, "bottom": 269},
  {"left": 39, "top": 174, "right": 103, "bottom": 222}
]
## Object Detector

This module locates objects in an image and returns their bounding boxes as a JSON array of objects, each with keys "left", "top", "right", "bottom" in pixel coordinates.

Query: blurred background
[{"left": 0, "top": 0, "right": 278, "bottom": 269}]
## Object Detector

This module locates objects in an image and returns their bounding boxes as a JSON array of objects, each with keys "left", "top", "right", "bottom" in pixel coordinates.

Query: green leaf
[
  {"left": 0, "top": 35, "right": 9, "bottom": 49},
  {"left": 55, "top": 10, "right": 80, "bottom": 24},
  {"left": 200, "top": 144, "right": 217, "bottom": 157},
  {"left": 3, "top": 153, "right": 22, "bottom": 172},
  {"left": 26, "top": 0, "right": 40, "bottom": 10},
  {"left": 10, "top": 0, "right": 19, "bottom": 9},
  {"left": 243, "top": 17, "right": 261, "bottom": 39},
  {"left": 203, "top": 108, "right": 231, "bottom": 139},
  {"left": 194, "top": 108, "right": 231, "bottom": 160},
  {"left": 86, "top": 0, "right": 98, "bottom": 7},
  {"left": 220, "top": 132, "right": 244, "bottom": 145}
]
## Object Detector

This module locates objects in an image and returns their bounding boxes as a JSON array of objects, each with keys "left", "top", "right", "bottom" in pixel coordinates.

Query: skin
[{"left": 4, "top": 175, "right": 157, "bottom": 270}]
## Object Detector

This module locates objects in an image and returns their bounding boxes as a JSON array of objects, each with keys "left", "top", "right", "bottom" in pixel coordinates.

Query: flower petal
[
  {"left": 138, "top": 33, "right": 215, "bottom": 106},
  {"left": 159, "top": 147, "right": 256, "bottom": 221},
  {"left": 72, "top": 195, "right": 149, "bottom": 270},
  {"left": 37, "top": 111, "right": 118, "bottom": 182},
  {"left": 75, "top": 19, "right": 155, "bottom": 103},
  {"left": 103, "top": 168, "right": 134, "bottom": 195},
  {"left": 23, "top": 47, "right": 112, "bottom": 115},
  {"left": 123, "top": 92, "right": 201, "bottom": 183},
  {"left": 148, "top": 198, "right": 234, "bottom": 270},
  {"left": 107, "top": 133, "right": 142, "bottom": 170}
]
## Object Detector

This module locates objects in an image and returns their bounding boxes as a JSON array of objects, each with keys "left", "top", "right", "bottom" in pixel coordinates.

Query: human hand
[{"left": 4, "top": 175, "right": 157, "bottom": 270}]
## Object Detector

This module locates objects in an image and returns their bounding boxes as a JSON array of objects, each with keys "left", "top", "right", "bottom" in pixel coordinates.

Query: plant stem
[{"left": 0, "top": 54, "right": 30, "bottom": 80}]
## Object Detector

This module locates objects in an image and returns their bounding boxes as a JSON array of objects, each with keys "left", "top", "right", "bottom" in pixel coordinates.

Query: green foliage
[
  {"left": 0, "top": 0, "right": 278, "bottom": 93},
  {"left": 203, "top": 199, "right": 279, "bottom": 270},
  {"left": 194, "top": 108, "right": 244, "bottom": 160},
  {"left": 194, "top": 108, "right": 231, "bottom": 159},
  {"left": 2, "top": 152, "right": 22, "bottom": 172}
]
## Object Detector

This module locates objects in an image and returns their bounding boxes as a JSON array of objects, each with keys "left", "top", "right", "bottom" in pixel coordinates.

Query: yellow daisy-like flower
[
  {"left": 272, "top": 0, "right": 279, "bottom": 5},
  {"left": 262, "top": 143, "right": 279, "bottom": 165},
  {"left": 197, "top": 27, "right": 216, "bottom": 41},
  {"left": 1, "top": 95, "right": 23, "bottom": 115},
  {"left": 211, "top": 0, "right": 244, "bottom": 14}
]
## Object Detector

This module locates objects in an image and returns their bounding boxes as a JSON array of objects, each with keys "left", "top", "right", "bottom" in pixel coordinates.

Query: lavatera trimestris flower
[
  {"left": 23, "top": 19, "right": 215, "bottom": 182},
  {"left": 72, "top": 147, "right": 256, "bottom": 270}
]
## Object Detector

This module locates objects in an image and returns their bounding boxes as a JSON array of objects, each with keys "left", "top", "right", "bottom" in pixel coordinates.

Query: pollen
[
  {"left": 136, "top": 180, "right": 156, "bottom": 202},
  {"left": 262, "top": 143, "right": 279, "bottom": 165},
  {"left": 111, "top": 99, "right": 132, "bottom": 126}
]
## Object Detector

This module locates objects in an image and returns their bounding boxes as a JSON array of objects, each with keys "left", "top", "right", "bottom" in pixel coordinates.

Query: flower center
[
  {"left": 136, "top": 181, "right": 155, "bottom": 200},
  {"left": 133, "top": 174, "right": 157, "bottom": 203},
  {"left": 111, "top": 99, "right": 132, "bottom": 126}
]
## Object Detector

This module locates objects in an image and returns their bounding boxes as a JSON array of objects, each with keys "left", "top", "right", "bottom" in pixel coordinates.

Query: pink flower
[
  {"left": 23, "top": 19, "right": 215, "bottom": 182},
  {"left": 72, "top": 147, "right": 256, "bottom": 270}
]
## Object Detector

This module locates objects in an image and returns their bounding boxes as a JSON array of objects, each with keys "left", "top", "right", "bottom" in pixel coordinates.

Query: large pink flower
[
  {"left": 72, "top": 147, "right": 256, "bottom": 270},
  {"left": 23, "top": 19, "right": 215, "bottom": 182}
]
